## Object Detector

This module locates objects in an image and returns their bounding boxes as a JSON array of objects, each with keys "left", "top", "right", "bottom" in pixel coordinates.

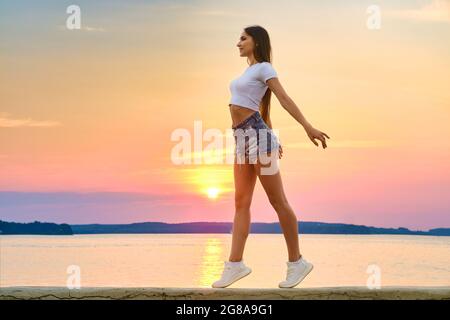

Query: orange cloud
[{"left": 0, "top": 113, "right": 62, "bottom": 128}]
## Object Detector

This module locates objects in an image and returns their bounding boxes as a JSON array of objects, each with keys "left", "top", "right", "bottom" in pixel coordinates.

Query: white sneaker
[
  {"left": 212, "top": 260, "right": 252, "bottom": 288},
  {"left": 278, "top": 256, "right": 314, "bottom": 288}
]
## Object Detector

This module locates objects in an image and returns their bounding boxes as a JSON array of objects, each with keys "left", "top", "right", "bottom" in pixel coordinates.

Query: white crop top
[{"left": 229, "top": 62, "right": 278, "bottom": 111}]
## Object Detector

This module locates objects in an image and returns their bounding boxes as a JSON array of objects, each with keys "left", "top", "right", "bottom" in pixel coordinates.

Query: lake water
[{"left": 1, "top": 234, "right": 449, "bottom": 288}]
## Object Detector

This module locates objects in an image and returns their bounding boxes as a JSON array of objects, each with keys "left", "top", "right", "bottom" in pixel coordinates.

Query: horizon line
[{"left": 1, "top": 219, "right": 448, "bottom": 232}]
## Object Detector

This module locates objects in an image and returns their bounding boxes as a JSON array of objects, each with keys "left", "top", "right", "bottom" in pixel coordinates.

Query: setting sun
[
  {"left": 178, "top": 167, "right": 233, "bottom": 199},
  {"left": 206, "top": 187, "right": 220, "bottom": 199}
]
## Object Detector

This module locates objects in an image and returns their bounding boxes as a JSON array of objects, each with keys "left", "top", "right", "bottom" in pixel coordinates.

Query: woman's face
[{"left": 236, "top": 31, "right": 255, "bottom": 57}]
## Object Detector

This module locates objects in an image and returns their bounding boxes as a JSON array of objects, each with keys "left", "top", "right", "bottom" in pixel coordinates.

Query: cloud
[
  {"left": 285, "top": 140, "right": 394, "bottom": 149},
  {"left": 0, "top": 191, "right": 192, "bottom": 224},
  {"left": 0, "top": 191, "right": 176, "bottom": 207},
  {"left": 386, "top": 0, "right": 450, "bottom": 23},
  {"left": 57, "top": 25, "right": 106, "bottom": 32},
  {"left": 0, "top": 113, "right": 61, "bottom": 128},
  {"left": 81, "top": 26, "right": 106, "bottom": 32}
]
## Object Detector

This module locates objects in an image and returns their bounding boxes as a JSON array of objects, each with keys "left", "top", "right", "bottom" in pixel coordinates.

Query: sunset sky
[{"left": 1, "top": 0, "right": 449, "bottom": 229}]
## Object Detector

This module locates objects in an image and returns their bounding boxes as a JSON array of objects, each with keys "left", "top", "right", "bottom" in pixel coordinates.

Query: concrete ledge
[{"left": 1, "top": 286, "right": 449, "bottom": 300}]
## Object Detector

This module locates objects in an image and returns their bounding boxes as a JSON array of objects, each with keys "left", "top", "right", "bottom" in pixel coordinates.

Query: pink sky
[{"left": 1, "top": 1, "right": 449, "bottom": 229}]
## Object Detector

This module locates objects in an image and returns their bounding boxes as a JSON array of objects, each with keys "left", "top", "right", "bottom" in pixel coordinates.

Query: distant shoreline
[{"left": 1, "top": 220, "right": 449, "bottom": 236}]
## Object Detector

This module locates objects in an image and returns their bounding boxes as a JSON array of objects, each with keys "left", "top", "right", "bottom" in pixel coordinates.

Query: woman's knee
[
  {"left": 235, "top": 195, "right": 252, "bottom": 212},
  {"left": 269, "top": 196, "right": 290, "bottom": 213}
]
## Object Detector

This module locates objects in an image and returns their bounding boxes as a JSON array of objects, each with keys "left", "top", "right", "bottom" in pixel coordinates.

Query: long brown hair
[{"left": 244, "top": 25, "right": 274, "bottom": 127}]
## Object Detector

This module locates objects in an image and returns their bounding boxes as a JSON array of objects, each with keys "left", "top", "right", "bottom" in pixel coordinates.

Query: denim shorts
[{"left": 232, "top": 111, "right": 280, "bottom": 163}]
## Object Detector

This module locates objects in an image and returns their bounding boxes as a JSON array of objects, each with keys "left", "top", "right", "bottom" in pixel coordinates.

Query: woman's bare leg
[
  {"left": 254, "top": 156, "right": 302, "bottom": 262},
  {"left": 229, "top": 157, "right": 257, "bottom": 262}
]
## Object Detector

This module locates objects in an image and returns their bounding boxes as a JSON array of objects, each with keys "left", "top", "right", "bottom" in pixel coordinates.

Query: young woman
[{"left": 212, "top": 25, "right": 330, "bottom": 289}]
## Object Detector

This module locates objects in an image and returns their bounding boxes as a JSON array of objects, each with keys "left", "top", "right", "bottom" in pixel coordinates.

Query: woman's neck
[{"left": 248, "top": 57, "right": 258, "bottom": 66}]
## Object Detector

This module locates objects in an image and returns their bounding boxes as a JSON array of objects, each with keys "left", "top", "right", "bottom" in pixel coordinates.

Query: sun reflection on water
[{"left": 197, "top": 237, "right": 226, "bottom": 287}]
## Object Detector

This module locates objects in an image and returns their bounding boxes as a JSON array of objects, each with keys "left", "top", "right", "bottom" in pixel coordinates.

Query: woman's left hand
[{"left": 305, "top": 125, "right": 330, "bottom": 149}]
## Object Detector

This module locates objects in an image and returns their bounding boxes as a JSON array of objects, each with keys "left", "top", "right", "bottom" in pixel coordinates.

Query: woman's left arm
[{"left": 267, "top": 78, "right": 330, "bottom": 149}]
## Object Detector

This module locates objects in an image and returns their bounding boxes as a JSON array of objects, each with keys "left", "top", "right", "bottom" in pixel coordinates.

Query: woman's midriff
[{"left": 229, "top": 104, "right": 258, "bottom": 128}]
